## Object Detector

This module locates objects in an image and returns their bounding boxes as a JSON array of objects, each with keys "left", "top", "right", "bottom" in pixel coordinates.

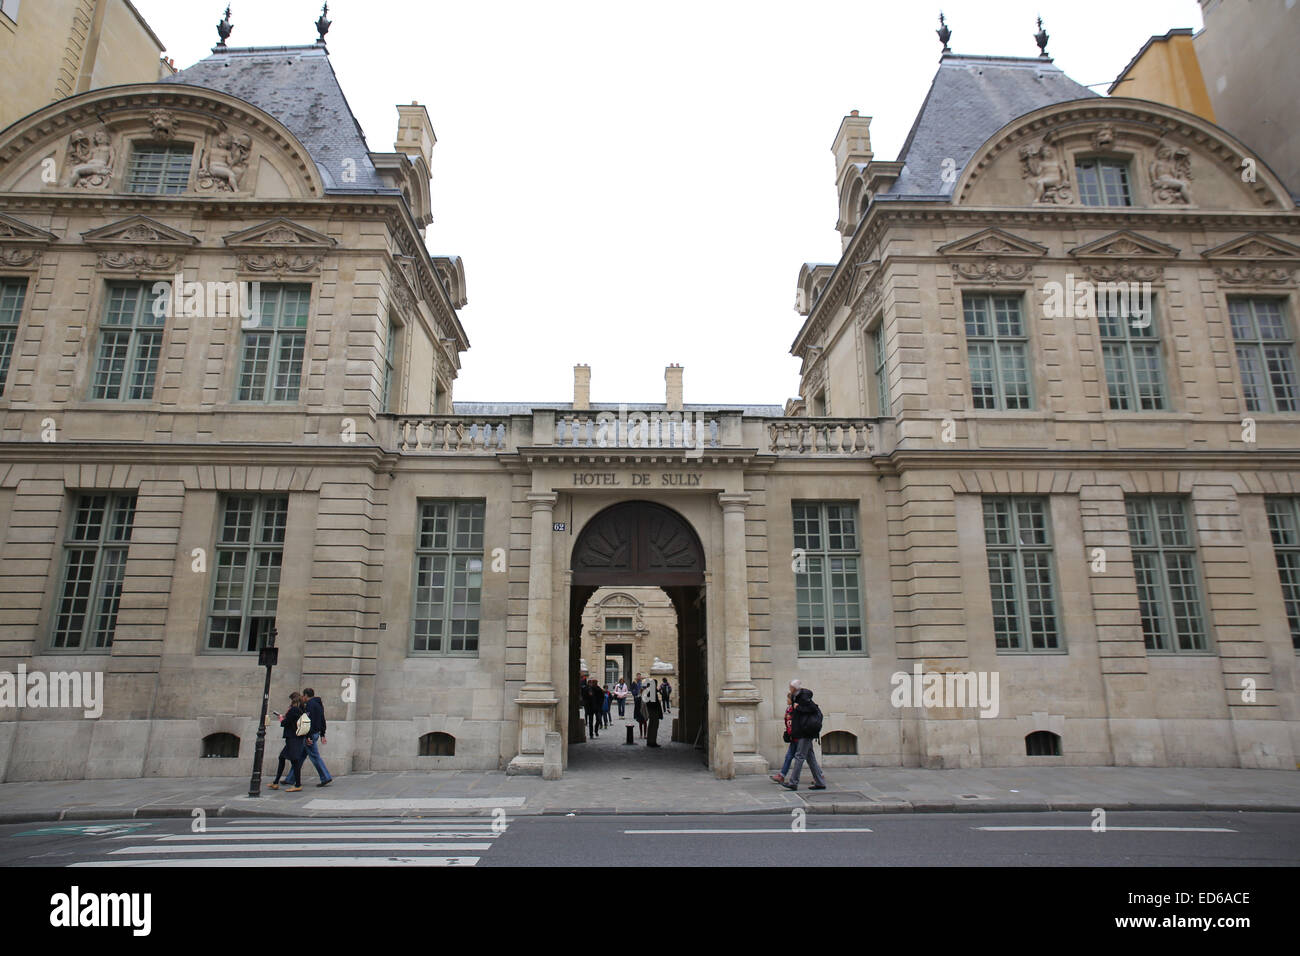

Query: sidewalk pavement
[{"left": 0, "top": 762, "right": 1297, "bottom": 822}]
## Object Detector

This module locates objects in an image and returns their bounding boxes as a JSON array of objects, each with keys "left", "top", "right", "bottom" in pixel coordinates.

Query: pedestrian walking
[
  {"left": 660, "top": 678, "right": 672, "bottom": 713},
  {"left": 613, "top": 678, "right": 629, "bottom": 717},
  {"left": 301, "top": 686, "right": 333, "bottom": 787},
  {"left": 268, "top": 691, "right": 303, "bottom": 789},
  {"left": 601, "top": 685, "right": 612, "bottom": 728},
  {"left": 781, "top": 687, "right": 827, "bottom": 792},
  {"left": 642, "top": 675, "right": 662, "bottom": 747},
  {"left": 771, "top": 679, "right": 801, "bottom": 784},
  {"left": 278, "top": 693, "right": 310, "bottom": 792}
]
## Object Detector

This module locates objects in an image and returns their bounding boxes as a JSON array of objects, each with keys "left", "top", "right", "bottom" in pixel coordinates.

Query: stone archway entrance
[{"left": 568, "top": 501, "right": 708, "bottom": 761}]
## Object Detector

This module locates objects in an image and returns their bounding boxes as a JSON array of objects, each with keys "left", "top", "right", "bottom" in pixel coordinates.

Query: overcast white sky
[{"left": 131, "top": 0, "right": 1203, "bottom": 407}]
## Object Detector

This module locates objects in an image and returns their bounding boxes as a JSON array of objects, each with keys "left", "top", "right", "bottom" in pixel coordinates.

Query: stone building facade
[
  {"left": 0, "top": 32, "right": 1296, "bottom": 782},
  {"left": 0, "top": 0, "right": 173, "bottom": 132}
]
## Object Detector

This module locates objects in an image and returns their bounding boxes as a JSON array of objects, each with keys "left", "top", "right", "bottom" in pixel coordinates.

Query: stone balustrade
[
  {"left": 395, "top": 416, "right": 510, "bottom": 453},
  {"left": 554, "top": 412, "right": 721, "bottom": 449},
  {"left": 766, "top": 418, "right": 874, "bottom": 455}
]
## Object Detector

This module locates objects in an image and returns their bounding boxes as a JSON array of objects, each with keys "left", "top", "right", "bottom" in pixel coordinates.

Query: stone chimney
[
  {"left": 573, "top": 364, "right": 590, "bottom": 411},
  {"left": 665, "top": 364, "right": 683, "bottom": 412},
  {"left": 832, "top": 110, "right": 873, "bottom": 185},
  {"left": 394, "top": 101, "right": 437, "bottom": 171}
]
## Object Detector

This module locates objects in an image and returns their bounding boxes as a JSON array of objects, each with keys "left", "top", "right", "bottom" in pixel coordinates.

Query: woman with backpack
[
  {"left": 268, "top": 692, "right": 303, "bottom": 790},
  {"left": 276, "top": 692, "right": 310, "bottom": 792},
  {"left": 781, "top": 687, "right": 827, "bottom": 792}
]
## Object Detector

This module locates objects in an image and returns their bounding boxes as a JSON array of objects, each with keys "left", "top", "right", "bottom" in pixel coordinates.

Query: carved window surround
[
  {"left": 224, "top": 217, "right": 336, "bottom": 278},
  {"left": 0, "top": 211, "right": 56, "bottom": 271}
]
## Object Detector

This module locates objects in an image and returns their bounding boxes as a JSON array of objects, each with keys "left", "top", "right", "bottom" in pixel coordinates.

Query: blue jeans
[
  {"left": 303, "top": 733, "right": 332, "bottom": 783},
  {"left": 786, "top": 737, "right": 825, "bottom": 788},
  {"left": 779, "top": 740, "right": 797, "bottom": 776}
]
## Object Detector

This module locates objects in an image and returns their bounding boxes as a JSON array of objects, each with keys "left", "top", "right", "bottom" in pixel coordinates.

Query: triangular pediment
[
  {"left": 0, "top": 213, "right": 57, "bottom": 245},
  {"left": 223, "top": 218, "right": 336, "bottom": 250},
  {"left": 1069, "top": 230, "right": 1180, "bottom": 259},
  {"left": 1201, "top": 233, "right": 1300, "bottom": 261},
  {"left": 82, "top": 216, "right": 198, "bottom": 247},
  {"left": 939, "top": 228, "right": 1048, "bottom": 258}
]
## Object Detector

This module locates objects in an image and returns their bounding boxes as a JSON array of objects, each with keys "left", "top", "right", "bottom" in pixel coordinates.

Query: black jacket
[
  {"left": 790, "top": 689, "right": 823, "bottom": 740},
  {"left": 305, "top": 696, "right": 327, "bottom": 736}
]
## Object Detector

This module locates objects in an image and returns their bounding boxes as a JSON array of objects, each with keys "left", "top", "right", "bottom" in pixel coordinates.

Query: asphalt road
[{"left": 0, "top": 810, "right": 1296, "bottom": 867}]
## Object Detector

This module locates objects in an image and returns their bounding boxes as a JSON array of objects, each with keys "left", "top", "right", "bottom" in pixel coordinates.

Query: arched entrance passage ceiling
[{"left": 571, "top": 500, "right": 705, "bottom": 587}]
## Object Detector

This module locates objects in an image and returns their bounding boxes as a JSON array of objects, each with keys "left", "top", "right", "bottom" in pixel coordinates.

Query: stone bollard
[
  {"left": 714, "top": 730, "right": 735, "bottom": 780},
  {"left": 542, "top": 731, "right": 562, "bottom": 780}
]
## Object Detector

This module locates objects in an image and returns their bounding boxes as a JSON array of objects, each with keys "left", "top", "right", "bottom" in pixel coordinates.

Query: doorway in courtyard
[{"left": 566, "top": 500, "right": 708, "bottom": 770}]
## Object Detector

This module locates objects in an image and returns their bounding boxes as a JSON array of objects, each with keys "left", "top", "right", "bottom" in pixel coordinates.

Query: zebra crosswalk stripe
[{"left": 69, "top": 817, "right": 507, "bottom": 867}]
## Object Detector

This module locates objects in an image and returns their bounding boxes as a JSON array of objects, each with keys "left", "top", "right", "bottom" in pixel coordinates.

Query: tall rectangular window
[
  {"left": 1228, "top": 297, "right": 1298, "bottom": 413},
  {"left": 51, "top": 493, "right": 136, "bottom": 650},
  {"left": 1097, "top": 292, "right": 1165, "bottom": 411},
  {"left": 381, "top": 315, "right": 398, "bottom": 413},
  {"left": 126, "top": 144, "right": 193, "bottom": 194},
  {"left": 964, "top": 294, "right": 1032, "bottom": 410},
  {"left": 412, "top": 500, "right": 484, "bottom": 655},
  {"left": 236, "top": 284, "right": 310, "bottom": 402},
  {"left": 983, "top": 497, "right": 1060, "bottom": 651},
  {"left": 1265, "top": 497, "right": 1300, "bottom": 650},
  {"left": 90, "top": 283, "right": 166, "bottom": 401},
  {"left": 1075, "top": 159, "right": 1132, "bottom": 206},
  {"left": 207, "top": 496, "right": 288, "bottom": 652},
  {"left": 793, "top": 502, "right": 864, "bottom": 655},
  {"left": 1125, "top": 496, "right": 1208, "bottom": 652},
  {"left": 872, "top": 328, "right": 888, "bottom": 415},
  {"left": 0, "top": 278, "right": 26, "bottom": 396}
]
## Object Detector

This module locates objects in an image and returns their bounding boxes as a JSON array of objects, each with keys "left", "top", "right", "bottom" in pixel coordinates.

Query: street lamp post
[{"left": 248, "top": 627, "right": 279, "bottom": 797}]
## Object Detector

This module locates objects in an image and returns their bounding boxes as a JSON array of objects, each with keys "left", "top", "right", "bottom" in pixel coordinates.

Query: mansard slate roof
[
  {"left": 885, "top": 54, "right": 1099, "bottom": 199},
  {"left": 162, "top": 45, "right": 389, "bottom": 194}
]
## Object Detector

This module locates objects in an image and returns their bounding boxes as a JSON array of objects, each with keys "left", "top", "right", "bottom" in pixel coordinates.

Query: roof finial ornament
[
  {"left": 216, "top": 5, "right": 233, "bottom": 49},
  {"left": 1034, "top": 16, "right": 1050, "bottom": 58},
  {"left": 315, "top": 3, "right": 332, "bottom": 45},
  {"left": 936, "top": 12, "right": 952, "bottom": 54}
]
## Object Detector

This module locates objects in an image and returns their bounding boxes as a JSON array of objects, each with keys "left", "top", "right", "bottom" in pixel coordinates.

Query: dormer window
[
  {"left": 1075, "top": 159, "right": 1131, "bottom": 207},
  {"left": 126, "top": 144, "right": 194, "bottom": 194}
]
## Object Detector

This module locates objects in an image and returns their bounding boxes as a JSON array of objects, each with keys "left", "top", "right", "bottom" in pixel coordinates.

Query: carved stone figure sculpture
[
  {"left": 1020, "top": 140, "right": 1071, "bottom": 203},
  {"left": 1149, "top": 141, "right": 1192, "bottom": 204},
  {"left": 198, "top": 131, "right": 251, "bottom": 192},
  {"left": 67, "top": 128, "right": 114, "bottom": 188}
]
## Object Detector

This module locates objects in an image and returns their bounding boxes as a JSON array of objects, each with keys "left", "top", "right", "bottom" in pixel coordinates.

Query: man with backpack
[{"left": 781, "top": 687, "right": 827, "bottom": 791}]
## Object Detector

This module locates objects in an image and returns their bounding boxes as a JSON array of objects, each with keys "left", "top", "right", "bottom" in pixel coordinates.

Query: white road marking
[
  {"left": 623, "top": 827, "right": 874, "bottom": 835},
  {"left": 146, "top": 832, "right": 500, "bottom": 842},
  {"left": 301, "top": 797, "right": 525, "bottom": 810},
  {"left": 109, "top": 841, "right": 494, "bottom": 854},
  {"left": 201, "top": 823, "right": 497, "bottom": 832},
  {"left": 974, "top": 826, "right": 1237, "bottom": 832},
  {"left": 73, "top": 856, "right": 480, "bottom": 867}
]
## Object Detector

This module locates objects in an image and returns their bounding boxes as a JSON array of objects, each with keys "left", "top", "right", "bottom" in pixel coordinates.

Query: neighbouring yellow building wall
[
  {"left": 0, "top": 0, "right": 166, "bottom": 132},
  {"left": 1112, "top": 31, "right": 1215, "bottom": 121}
]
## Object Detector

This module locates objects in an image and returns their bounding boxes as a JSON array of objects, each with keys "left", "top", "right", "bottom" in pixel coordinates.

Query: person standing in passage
[
  {"left": 660, "top": 678, "right": 672, "bottom": 714},
  {"left": 279, "top": 693, "right": 309, "bottom": 792},
  {"left": 584, "top": 678, "right": 602, "bottom": 738},
  {"left": 632, "top": 673, "right": 647, "bottom": 738},
  {"left": 301, "top": 686, "right": 333, "bottom": 787},
  {"left": 771, "top": 680, "right": 801, "bottom": 784},
  {"left": 781, "top": 687, "right": 827, "bottom": 792},
  {"left": 642, "top": 675, "right": 662, "bottom": 748},
  {"left": 601, "top": 685, "right": 612, "bottom": 728},
  {"left": 269, "top": 691, "right": 302, "bottom": 789},
  {"left": 613, "top": 677, "right": 630, "bottom": 718}
]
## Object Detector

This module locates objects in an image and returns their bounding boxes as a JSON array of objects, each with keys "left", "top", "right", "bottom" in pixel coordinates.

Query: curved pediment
[
  {"left": 953, "top": 98, "right": 1295, "bottom": 211},
  {"left": 0, "top": 84, "right": 325, "bottom": 199}
]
